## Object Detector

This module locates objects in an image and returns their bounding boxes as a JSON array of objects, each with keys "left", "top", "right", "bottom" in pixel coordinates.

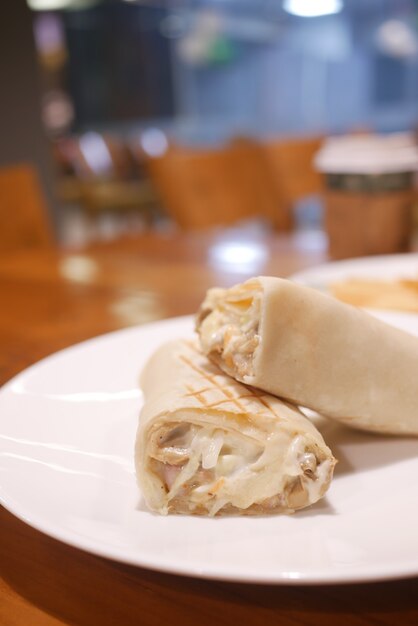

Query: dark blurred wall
[
  {"left": 0, "top": 0, "right": 56, "bottom": 225},
  {"left": 63, "top": 3, "right": 175, "bottom": 130}
]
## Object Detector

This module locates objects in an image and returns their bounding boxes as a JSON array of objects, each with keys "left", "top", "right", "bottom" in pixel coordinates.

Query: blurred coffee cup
[{"left": 314, "top": 133, "right": 418, "bottom": 259}]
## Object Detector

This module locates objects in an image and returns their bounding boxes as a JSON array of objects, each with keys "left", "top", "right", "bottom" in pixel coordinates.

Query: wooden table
[{"left": 1, "top": 227, "right": 418, "bottom": 626}]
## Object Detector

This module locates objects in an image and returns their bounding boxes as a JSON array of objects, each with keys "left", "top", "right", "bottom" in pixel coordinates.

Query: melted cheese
[{"left": 149, "top": 423, "right": 331, "bottom": 516}]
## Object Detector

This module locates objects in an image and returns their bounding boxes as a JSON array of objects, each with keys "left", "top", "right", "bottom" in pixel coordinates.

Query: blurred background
[{"left": 4, "top": 0, "right": 418, "bottom": 248}]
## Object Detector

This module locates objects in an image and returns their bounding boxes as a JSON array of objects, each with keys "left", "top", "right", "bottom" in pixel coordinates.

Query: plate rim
[{"left": 290, "top": 251, "right": 418, "bottom": 286}]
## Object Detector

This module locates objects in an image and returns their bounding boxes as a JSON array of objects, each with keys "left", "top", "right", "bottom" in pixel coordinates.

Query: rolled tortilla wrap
[
  {"left": 135, "top": 339, "right": 335, "bottom": 516},
  {"left": 196, "top": 276, "right": 418, "bottom": 435}
]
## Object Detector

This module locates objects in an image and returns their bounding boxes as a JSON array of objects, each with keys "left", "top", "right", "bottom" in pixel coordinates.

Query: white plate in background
[
  {"left": 1, "top": 314, "right": 418, "bottom": 584},
  {"left": 290, "top": 252, "right": 418, "bottom": 291}
]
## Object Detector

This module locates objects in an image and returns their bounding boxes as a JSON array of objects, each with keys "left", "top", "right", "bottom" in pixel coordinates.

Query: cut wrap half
[
  {"left": 196, "top": 276, "right": 418, "bottom": 435},
  {"left": 135, "top": 339, "right": 335, "bottom": 516}
]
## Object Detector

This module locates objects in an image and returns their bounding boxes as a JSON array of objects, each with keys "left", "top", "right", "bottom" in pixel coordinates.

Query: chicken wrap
[
  {"left": 196, "top": 276, "right": 418, "bottom": 435},
  {"left": 135, "top": 339, "right": 335, "bottom": 516}
]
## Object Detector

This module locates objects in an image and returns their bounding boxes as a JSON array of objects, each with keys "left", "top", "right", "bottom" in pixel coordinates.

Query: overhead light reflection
[
  {"left": 79, "top": 132, "right": 113, "bottom": 177},
  {"left": 59, "top": 255, "right": 99, "bottom": 284},
  {"left": 140, "top": 128, "right": 169, "bottom": 157},
  {"left": 110, "top": 291, "right": 163, "bottom": 326},
  {"left": 28, "top": 0, "right": 75, "bottom": 9},
  {"left": 0, "top": 452, "right": 106, "bottom": 478},
  {"left": 283, "top": 0, "right": 343, "bottom": 18},
  {"left": 0, "top": 433, "right": 133, "bottom": 470},
  {"left": 28, "top": 0, "right": 100, "bottom": 10},
  {"left": 376, "top": 19, "right": 418, "bottom": 58},
  {"left": 209, "top": 241, "right": 268, "bottom": 274},
  {"left": 9, "top": 379, "right": 141, "bottom": 403}
]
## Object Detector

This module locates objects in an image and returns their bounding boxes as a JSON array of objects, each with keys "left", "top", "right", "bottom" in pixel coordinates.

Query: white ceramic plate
[
  {"left": 2, "top": 314, "right": 418, "bottom": 585},
  {"left": 290, "top": 252, "right": 418, "bottom": 291}
]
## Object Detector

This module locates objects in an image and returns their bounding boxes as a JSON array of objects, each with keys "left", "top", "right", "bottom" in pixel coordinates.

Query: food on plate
[
  {"left": 196, "top": 276, "right": 418, "bottom": 435},
  {"left": 330, "top": 278, "right": 418, "bottom": 312},
  {"left": 135, "top": 339, "right": 335, "bottom": 516}
]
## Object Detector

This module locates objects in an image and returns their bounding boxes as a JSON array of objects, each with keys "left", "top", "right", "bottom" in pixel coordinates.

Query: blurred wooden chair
[
  {"left": 0, "top": 163, "right": 54, "bottom": 253},
  {"left": 53, "top": 133, "right": 160, "bottom": 232},
  {"left": 260, "top": 135, "right": 325, "bottom": 227},
  {"left": 54, "top": 133, "right": 136, "bottom": 182},
  {"left": 145, "top": 141, "right": 285, "bottom": 231},
  {"left": 229, "top": 137, "right": 293, "bottom": 230},
  {"left": 79, "top": 178, "right": 157, "bottom": 224}
]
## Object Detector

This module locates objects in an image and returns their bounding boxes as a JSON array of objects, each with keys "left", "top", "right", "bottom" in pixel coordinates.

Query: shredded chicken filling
[
  {"left": 197, "top": 282, "right": 262, "bottom": 378},
  {"left": 148, "top": 423, "right": 330, "bottom": 516}
]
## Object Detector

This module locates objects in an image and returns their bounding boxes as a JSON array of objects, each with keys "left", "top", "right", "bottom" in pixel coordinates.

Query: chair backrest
[
  {"left": 0, "top": 163, "right": 54, "bottom": 253},
  {"left": 146, "top": 144, "right": 249, "bottom": 229},
  {"left": 228, "top": 137, "right": 293, "bottom": 230},
  {"left": 261, "top": 135, "right": 325, "bottom": 205},
  {"left": 145, "top": 141, "right": 288, "bottom": 230},
  {"left": 55, "top": 134, "right": 136, "bottom": 182}
]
